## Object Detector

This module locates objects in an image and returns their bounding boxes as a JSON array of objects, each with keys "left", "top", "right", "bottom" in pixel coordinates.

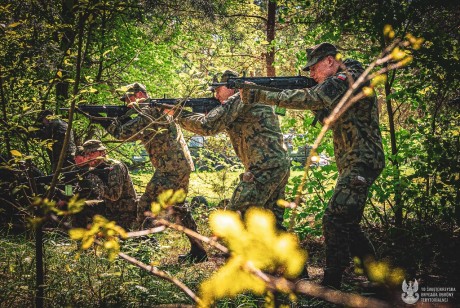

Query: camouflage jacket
[
  {"left": 178, "top": 93, "right": 290, "bottom": 183},
  {"left": 35, "top": 119, "right": 76, "bottom": 169},
  {"left": 107, "top": 107, "right": 194, "bottom": 175},
  {"left": 252, "top": 59, "right": 385, "bottom": 173},
  {"left": 87, "top": 158, "right": 137, "bottom": 213}
]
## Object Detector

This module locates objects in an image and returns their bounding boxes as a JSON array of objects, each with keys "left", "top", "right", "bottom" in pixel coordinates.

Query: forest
[{"left": 0, "top": 0, "right": 459, "bottom": 307}]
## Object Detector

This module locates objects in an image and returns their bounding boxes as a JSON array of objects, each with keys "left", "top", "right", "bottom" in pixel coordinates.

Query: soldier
[
  {"left": 176, "top": 70, "right": 291, "bottom": 231},
  {"left": 240, "top": 43, "right": 385, "bottom": 289},
  {"left": 106, "top": 83, "right": 207, "bottom": 262},
  {"left": 78, "top": 139, "right": 138, "bottom": 230},
  {"left": 34, "top": 110, "right": 76, "bottom": 172}
]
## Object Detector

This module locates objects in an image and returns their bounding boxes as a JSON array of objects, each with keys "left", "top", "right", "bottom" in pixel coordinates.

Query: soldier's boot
[
  {"left": 178, "top": 237, "right": 208, "bottom": 263},
  {"left": 321, "top": 268, "right": 343, "bottom": 289}
]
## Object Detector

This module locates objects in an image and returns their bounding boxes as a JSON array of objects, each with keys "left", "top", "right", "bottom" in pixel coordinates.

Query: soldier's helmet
[
  {"left": 207, "top": 69, "right": 239, "bottom": 91},
  {"left": 302, "top": 43, "right": 338, "bottom": 71},
  {"left": 119, "top": 82, "right": 147, "bottom": 101}
]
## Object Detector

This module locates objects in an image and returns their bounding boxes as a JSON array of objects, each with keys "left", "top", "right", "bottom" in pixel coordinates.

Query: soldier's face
[
  {"left": 85, "top": 151, "right": 104, "bottom": 167},
  {"left": 309, "top": 56, "right": 337, "bottom": 83},
  {"left": 215, "top": 86, "right": 235, "bottom": 103},
  {"left": 75, "top": 155, "right": 86, "bottom": 166},
  {"left": 125, "top": 91, "right": 147, "bottom": 104}
]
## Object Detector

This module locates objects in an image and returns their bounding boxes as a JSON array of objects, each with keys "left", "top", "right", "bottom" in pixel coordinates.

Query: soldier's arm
[
  {"left": 243, "top": 75, "right": 349, "bottom": 111},
  {"left": 177, "top": 95, "right": 243, "bottom": 136},
  {"left": 106, "top": 107, "right": 160, "bottom": 141}
]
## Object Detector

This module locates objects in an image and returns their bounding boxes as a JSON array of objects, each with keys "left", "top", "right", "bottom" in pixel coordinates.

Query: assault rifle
[
  {"left": 210, "top": 75, "right": 317, "bottom": 91},
  {"left": 210, "top": 75, "right": 327, "bottom": 125},
  {"left": 66, "top": 97, "right": 220, "bottom": 121},
  {"left": 33, "top": 166, "right": 111, "bottom": 186}
]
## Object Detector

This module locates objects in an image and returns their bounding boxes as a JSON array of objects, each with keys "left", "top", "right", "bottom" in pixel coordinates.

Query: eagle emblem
[{"left": 401, "top": 279, "right": 420, "bottom": 304}]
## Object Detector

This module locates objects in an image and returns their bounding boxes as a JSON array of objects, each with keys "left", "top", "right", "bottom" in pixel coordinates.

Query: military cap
[
  {"left": 82, "top": 139, "right": 107, "bottom": 153},
  {"left": 302, "top": 43, "right": 338, "bottom": 71},
  {"left": 207, "top": 69, "right": 239, "bottom": 91},
  {"left": 75, "top": 146, "right": 85, "bottom": 157},
  {"left": 119, "top": 82, "right": 147, "bottom": 101}
]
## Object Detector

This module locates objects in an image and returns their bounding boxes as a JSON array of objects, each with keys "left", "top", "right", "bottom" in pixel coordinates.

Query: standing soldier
[
  {"left": 240, "top": 43, "right": 385, "bottom": 289},
  {"left": 106, "top": 83, "right": 207, "bottom": 263},
  {"left": 176, "top": 70, "right": 291, "bottom": 231},
  {"left": 78, "top": 139, "right": 138, "bottom": 230},
  {"left": 34, "top": 110, "right": 76, "bottom": 172}
]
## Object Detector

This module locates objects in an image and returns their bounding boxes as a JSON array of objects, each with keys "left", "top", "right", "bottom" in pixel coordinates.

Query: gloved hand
[{"left": 239, "top": 88, "right": 257, "bottom": 104}]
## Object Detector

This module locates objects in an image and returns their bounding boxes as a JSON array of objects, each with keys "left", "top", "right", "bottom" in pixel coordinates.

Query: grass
[{"left": 0, "top": 169, "right": 320, "bottom": 307}]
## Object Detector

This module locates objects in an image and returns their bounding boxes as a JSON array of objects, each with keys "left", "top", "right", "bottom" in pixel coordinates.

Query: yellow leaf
[
  {"left": 371, "top": 75, "right": 387, "bottom": 87},
  {"left": 390, "top": 47, "right": 406, "bottom": 61},
  {"left": 362, "top": 87, "right": 375, "bottom": 97},
  {"left": 383, "top": 24, "right": 395, "bottom": 39},
  {"left": 260, "top": 40, "right": 269, "bottom": 45},
  {"left": 8, "top": 22, "right": 21, "bottom": 28},
  {"left": 69, "top": 228, "right": 87, "bottom": 240},
  {"left": 57, "top": 71, "right": 62, "bottom": 78},
  {"left": 81, "top": 236, "right": 95, "bottom": 250},
  {"left": 10, "top": 150, "right": 22, "bottom": 157}
]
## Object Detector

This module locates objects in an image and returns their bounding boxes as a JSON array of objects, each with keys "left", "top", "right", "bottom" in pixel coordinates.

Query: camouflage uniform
[
  {"left": 242, "top": 46, "right": 385, "bottom": 287},
  {"left": 75, "top": 158, "right": 138, "bottom": 230},
  {"left": 92, "top": 158, "right": 137, "bottom": 229},
  {"left": 107, "top": 89, "right": 206, "bottom": 261},
  {"left": 35, "top": 117, "right": 76, "bottom": 171},
  {"left": 107, "top": 106, "right": 195, "bottom": 223},
  {"left": 178, "top": 92, "right": 290, "bottom": 229}
]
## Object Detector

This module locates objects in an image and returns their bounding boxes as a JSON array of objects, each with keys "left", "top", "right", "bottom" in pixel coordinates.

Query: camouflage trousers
[
  {"left": 229, "top": 165, "right": 290, "bottom": 230},
  {"left": 322, "top": 165, "right": 382, "bottom": 274},
  {"left": 138, "top": 171, "right": 197, "bottom": 232}
]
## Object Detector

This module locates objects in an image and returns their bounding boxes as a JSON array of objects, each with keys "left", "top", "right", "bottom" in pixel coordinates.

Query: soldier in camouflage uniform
[
  {"left": 177, "top": 70, "right": 290, "bottom": 230},
  {"left": 34, "top": 110, "right": 76, "bottom": 172},
  {"left": 241, "top": 43, "right": 385, "bottom": 289},
  {"left": 78, "top": 139, "right": 138, "bottom": 230},
  {"left": 106, "top": 83, "right": 207, "bottom": 262}
]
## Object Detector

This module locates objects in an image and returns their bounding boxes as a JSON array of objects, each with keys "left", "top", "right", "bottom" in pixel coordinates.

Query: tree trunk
[
  {"left": 0, "top": 71, "right": 11, "bottom": 158},
  {"left": 385, "top": 77, "right": 402, "bottom": 228},
  {"left": 55, "top": 0, "right": 76, "bottom": 111},
  {"left": 266, "top": 0, "right": 276, "bottom": 77}
]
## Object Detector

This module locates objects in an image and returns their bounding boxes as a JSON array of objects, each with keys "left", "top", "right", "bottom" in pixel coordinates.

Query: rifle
[
  {"left": 210, "top": 76, "right": 317, "bottom": 117},
  {"left": 33, "top": 166, "right": 111, "bottom": 186},
  {"left": 210, "top": 75, "right": 326, "bottom": 125},
  {"left": 210, "top": 76, "right": 317, "bottom": 91},
  {"left": 63, "top": 97, "right": 220, "bottom": 122}
]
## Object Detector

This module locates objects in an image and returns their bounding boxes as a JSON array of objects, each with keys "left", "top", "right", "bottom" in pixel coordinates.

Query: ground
[{"left": 0, "top": 169, "right": 458, "bottom": 307}]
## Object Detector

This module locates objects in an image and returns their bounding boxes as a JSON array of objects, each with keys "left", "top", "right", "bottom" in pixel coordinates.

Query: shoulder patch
[{"left": 337, "top": 73, "right": 347, "bottom": 81}]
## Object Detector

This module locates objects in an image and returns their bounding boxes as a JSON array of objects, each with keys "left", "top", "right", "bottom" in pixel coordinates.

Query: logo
[{"left": 402, "top": 279, "right": 420, "bottom": 304}]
